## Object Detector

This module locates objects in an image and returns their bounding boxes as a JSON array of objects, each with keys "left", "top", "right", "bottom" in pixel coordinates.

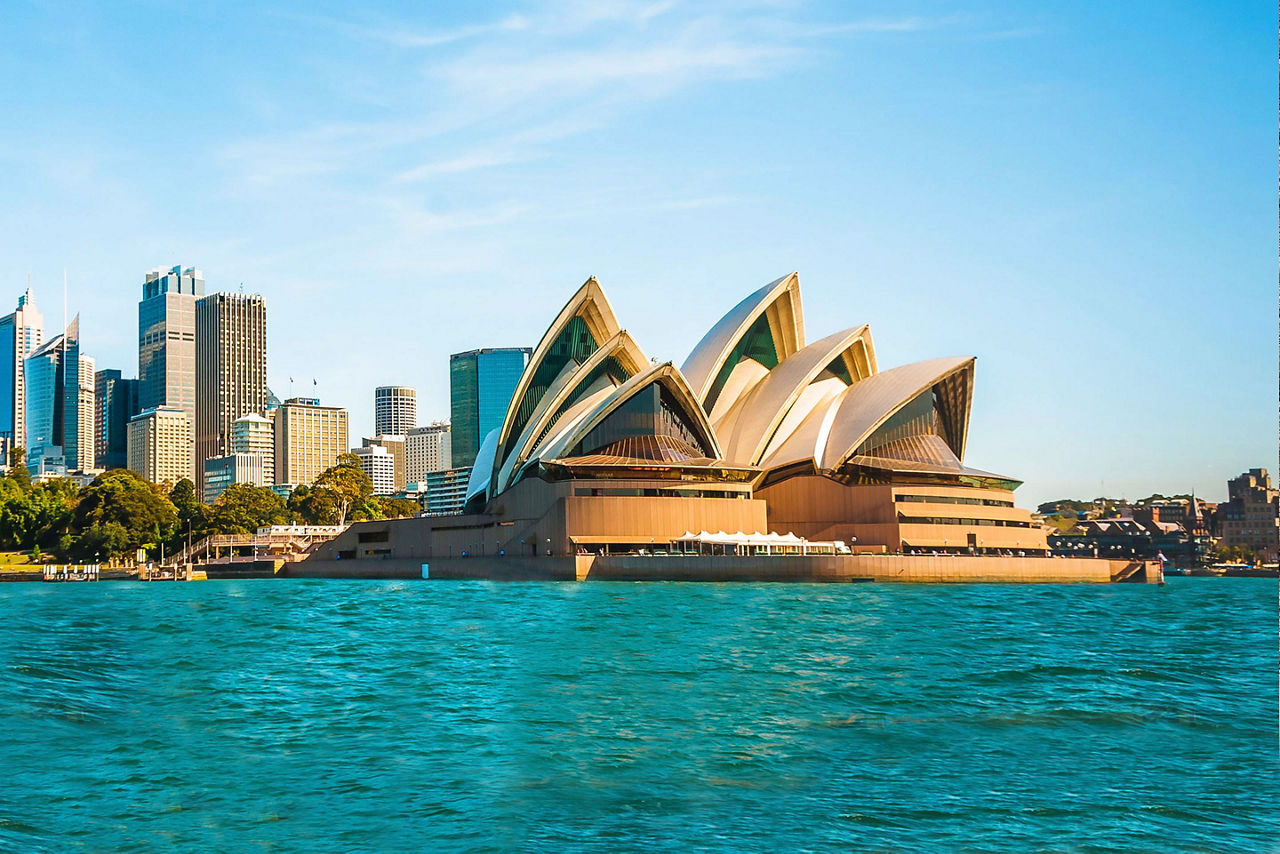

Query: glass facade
[
  {"left": 449, "top": 348, "right": 529, "bottom": 468},
  {"left": 571, "top": 382, "right": 711, "bottom": 461},
  {"left": 138, "top": 265, "right": 202, "bottom": 418},
  {"left": 704, "top": 313, "right": 780, "bottom": 415},
  {"left": 0, "top": 319, "right": 13, "bottom": 443},
  {"left": 95, "top": 370, "right": 140, "bottom": 470},
  {"left": 24, "top": 335, "right": 62, "bottom": 464}
]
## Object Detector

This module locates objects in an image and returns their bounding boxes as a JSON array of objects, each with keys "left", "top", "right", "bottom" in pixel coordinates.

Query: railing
[{"left": 43, "top": 565, "right": 100, "bottom": 582}]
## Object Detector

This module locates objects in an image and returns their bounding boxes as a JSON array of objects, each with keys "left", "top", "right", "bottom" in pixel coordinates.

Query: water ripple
[{"left": 0, "top": 577, "right": 1275, "bottom": 851}]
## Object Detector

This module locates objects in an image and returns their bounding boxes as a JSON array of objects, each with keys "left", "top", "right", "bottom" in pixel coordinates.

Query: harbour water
[{"left": 1, "top": 578, "right": 1276, "bottom": 851}]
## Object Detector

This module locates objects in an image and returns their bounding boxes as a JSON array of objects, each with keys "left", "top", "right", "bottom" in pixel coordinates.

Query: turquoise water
[{"left": 1, "top": 578, "right": 1276, "bottom": 852}]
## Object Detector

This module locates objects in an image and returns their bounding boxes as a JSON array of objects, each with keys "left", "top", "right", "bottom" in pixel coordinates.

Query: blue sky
[{"left": 0, "top": 0, "right": 1273, "bottom": 506}]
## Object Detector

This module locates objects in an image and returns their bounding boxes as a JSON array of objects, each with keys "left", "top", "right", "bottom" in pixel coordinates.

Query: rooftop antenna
[{"left": 62, "top": 269, "right": 67, "bottom": 337}]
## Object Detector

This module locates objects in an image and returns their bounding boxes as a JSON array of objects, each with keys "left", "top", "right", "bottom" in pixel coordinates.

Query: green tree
[
  {"left": 306, "top": 453, "right": 374, "bottom": 526},
  {"left": 206, "top": 484, "right": 288, "bottom": 535},
  {"left": 0, "top": 478, "right": 77, "bottom": 551},
  {"left": 6, "top": 446, "right": 30, "bottom": 489},
  {"left": 69, "top": 469, "right": 178, "bottom": 560},
  {"left": 169, "top": 479, "right": 203, "bottom": 526},
  {"left": 378, "top": 497, "right": 421, "bottom": 519},
  {"left": 286, "top": 484, "right": 312, "bottom": 524}
]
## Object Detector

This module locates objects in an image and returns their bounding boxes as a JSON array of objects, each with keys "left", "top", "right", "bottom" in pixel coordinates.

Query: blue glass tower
[{"left": 449, "top": 347, "right": 530, "bottom": 468}]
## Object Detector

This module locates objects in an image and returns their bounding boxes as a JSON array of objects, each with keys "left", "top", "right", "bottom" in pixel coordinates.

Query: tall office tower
[
  {"left": 0, "top": 288, "right": 43, "bottom": 448},
  {"left": 138, "top": 265, "right": 203, "bottom": 419},
  {"left": 127, "top": 406, "right": 193, "bottom": 486},
  {"left": 374, "top": 386, "right": 417, "bottom": 436},
  {"left": 405, "top": 422, "right": 451, "bottom": 482},
  {"left": 449, "top": 347, "right": 530, "bottom": 468},
  {"left": 352, "top": 444, "right": 396, "bottom": 496},
  {"left": 229, "top": 413, "right": 275, "bottom": 485},
  {"left": 195, "top": 292, "right": 267, "bottom": 486},
  {"left": 273, "top": 398, "right": 348, "bottom": 487},
  {"left": 23, "top": 317, "right": 85, "bottom": 473},
  {"left": 75, "top": 354, "right": 95, "bottom": 470},
  {"left": 94, "top": 370, "right": 140, "bottom": 470}
]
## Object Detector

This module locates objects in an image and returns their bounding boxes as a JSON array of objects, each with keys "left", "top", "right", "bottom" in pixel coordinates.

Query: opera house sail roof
[{"left": 467, "top": 272, "right": 1023, "bottom": 512}]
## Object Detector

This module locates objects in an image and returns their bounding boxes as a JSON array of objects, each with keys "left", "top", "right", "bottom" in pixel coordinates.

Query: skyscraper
[
  {"left": 195, "top": 292, "right": 267, "bottom": 486},
  {"left": 95, "top": 369, "right": 140, "bottom": 470},
  {"left": 138, "top": 265, "right": 202, "bottom": 418},
  {"left": 374, "top": 386, "right": 416, "bottom": 436},
  {"left": 75, "top": 354, "right": 95, "bottom": 471},
  {"left": 23, "top": 317, "right": 89, "bottom": 473},
  {"left": 274, "top": 398, "right": 348, "bottom": 487},
  {"left": 449, "top": 347, "right": 529, "bottom": 468},
  {"left": 0, "top": 288, "right": 43, "bottom": 448}
]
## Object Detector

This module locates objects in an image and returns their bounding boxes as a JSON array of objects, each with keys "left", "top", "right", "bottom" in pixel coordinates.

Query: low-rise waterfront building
[{"left": 424, "top": 466, "right": 470, "bottom": 516}]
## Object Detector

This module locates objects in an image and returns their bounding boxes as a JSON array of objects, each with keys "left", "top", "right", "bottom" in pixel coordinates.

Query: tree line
[{"left": 0, "top": 451, "right": 419, "bottom": 562}]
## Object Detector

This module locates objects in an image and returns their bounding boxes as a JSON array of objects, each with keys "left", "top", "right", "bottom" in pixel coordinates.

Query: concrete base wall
[{"left": 290, "top": 554, "right": 1156, "bottom": 584}]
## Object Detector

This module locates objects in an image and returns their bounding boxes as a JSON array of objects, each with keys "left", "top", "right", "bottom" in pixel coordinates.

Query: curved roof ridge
[
  {"left": 716, "top": 324, "right": 874, "bottom": 466},
  {"left": 536, "top": 362, "right": 723, "bottom": 465},
  {"left": 494, "top": 329, "right": 648, "bottom": 494},
  {"left": 818, "top": 356, "right": 975, "bottom": 471},
  {"left": 680, "top": 273, "right": 804, "bottom": 413},
  {"left": 492, "top": 276, "right": 621, "bottom": 475}
]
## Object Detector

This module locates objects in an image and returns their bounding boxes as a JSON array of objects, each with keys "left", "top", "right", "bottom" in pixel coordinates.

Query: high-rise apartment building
[
  {"left": 0, "top": 288, "right": 43, "bottom": 448},
  {"left": 76, "top": 354, "right": 95, "bottom": 471},
  {"left": 229, "top": 413, "right": 274, "bottom": 485},
  {"left": 449, "top": 347, "right": 529, "bottom": 468},
  {"left": 274, "top": 398, "right": 348, "bottom": 487},
  {"left": 374, "top": 386, "right": 416, "bottom": 436},
  {"left": 195, "top": 292, "right": 267, "bottom": 486},
  {"left": 23, "top": 317, "right": 90, "bottom": 473},
  {"left": 406, "top": 422, "right": 451, "bottom": 482},
  {"left": 127, "top": 406, "right": 192, "bottom": 486},
  {"left": 94, "top": 370, "right": 140, "bottom": 470},
  {"left": 138, "top": 265, "right": 202, "bottom": 419},
  {"left": 352, "top": 444, "right": 396, "bottom": 496},
  {"left": 363, "top": 435, "right": 406, "bottom": 492}
]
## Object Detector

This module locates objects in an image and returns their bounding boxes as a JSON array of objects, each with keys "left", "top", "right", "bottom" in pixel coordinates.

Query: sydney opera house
[{"left": 301, "top": 275, "right": 1157, "bottom": 583}]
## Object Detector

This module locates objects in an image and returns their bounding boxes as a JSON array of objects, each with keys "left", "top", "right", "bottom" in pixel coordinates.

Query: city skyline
[{"left": 0, "top": 2, "right": 1272, "bottom": 507}]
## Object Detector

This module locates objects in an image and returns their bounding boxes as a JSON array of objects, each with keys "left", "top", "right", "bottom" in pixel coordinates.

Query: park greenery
[{"left": 0, "top": 451, "right": 419, "bottom": 562}]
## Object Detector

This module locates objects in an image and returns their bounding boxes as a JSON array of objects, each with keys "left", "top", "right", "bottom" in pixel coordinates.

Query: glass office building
[
  {"left": 95, "top": 369, "right": 141, "bottom": 470},
  {"left": 138, "top": 265, "right": 203, "bottom": 418},
  {"left": 24, "top": 317, "right": 84, "bottom": 473},
  {"left": 448, "top": 347, "right": 530, "bottom": 468}
]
